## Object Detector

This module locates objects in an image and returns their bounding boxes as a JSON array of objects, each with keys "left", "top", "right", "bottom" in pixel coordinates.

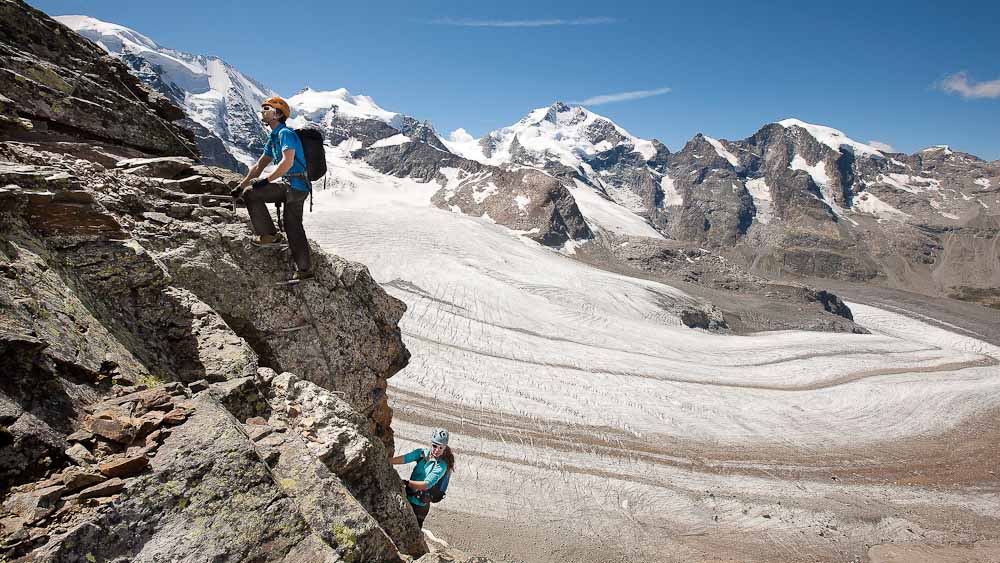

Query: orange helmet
[{"left": 262, "top": 96, "right": 290, "bottom": 119}]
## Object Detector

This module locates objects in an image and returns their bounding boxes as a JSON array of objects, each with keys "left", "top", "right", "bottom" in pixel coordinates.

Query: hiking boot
[{"left": 252, "top": 233, "right": 285, "bottom": 247}]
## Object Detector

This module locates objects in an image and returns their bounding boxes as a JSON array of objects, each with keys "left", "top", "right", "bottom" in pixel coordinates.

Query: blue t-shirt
[
  {"left": 264, "top": 123, "right": 309, "bottom": 192},
  {"left": 402, "top": 448, "right": 448, "bottom": 507}
]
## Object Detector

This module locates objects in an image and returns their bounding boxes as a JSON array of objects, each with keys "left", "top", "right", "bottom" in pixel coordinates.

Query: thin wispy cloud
[
  {"left": 569, "top": 87, "right": 673, "bottom": 106},
  {"left": 936, "top": 72, "right": 1000, "bottom": 99},
  {"left": 427, "top": 17, "right": 618, "bottom": 28},
  {"left": 868, "top": 140, "right": 897, "bottom": 153}
]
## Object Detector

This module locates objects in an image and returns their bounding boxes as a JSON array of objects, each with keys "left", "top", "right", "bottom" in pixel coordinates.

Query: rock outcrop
[
  {"left": 429, "top": 166, "right": 592, "bottom": 246},
  {"left": 0, "top": 136, "right": 425, "bottom": 559}
]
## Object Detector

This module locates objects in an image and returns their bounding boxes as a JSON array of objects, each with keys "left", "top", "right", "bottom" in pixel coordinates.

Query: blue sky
[{"left": 29, "top": 0, "right": 1000, "bottom": 160}]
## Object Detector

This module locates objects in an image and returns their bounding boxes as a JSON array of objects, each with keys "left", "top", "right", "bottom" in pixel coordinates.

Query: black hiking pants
[
  {"left": 409, "top": 501, "right": 430, "bottom": 528},
  {"left": 244, "top": 181, "right": 311, "bottom": 272}
]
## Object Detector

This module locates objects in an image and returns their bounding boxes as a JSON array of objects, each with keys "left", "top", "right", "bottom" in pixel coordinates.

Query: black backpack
[
  {"left": 274, "top": 128, "right": 326, "bottom": 227},
  {"left": 293, "top": 128, "right": 327, "bottom": 181},
  {"left": 421, "top": 470, "right": 450, "bottom": 503}
]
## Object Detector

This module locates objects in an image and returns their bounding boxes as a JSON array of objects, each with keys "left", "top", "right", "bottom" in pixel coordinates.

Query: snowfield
[
  {"left": 306, "top": 161, "right": 1000, "bottom": 447},
  {"left": 303, "top": 144, "right": 1000, "bottom": 563}
]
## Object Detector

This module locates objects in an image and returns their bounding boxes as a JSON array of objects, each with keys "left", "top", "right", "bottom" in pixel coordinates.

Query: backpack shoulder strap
[{"left": 290, "top": 128, "right": 308, "bottom": 170}]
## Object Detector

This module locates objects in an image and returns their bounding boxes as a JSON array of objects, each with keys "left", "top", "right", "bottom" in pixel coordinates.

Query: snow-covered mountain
[
  {"left": 55, "top": 15, "right": 274, "bottom": 172},
  {"left": 446, "top": 102, "right": 670, "bottom": 216},
  {"left": 446, "top": 102, "right": 663, "bottom": 169}
]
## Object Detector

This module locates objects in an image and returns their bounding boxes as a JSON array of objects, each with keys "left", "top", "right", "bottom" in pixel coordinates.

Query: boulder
[
  {"left": 98, "top": 454, "right": 149, "bottom": 478},
  {"left": 2, "top": 485, "right": 65, "bottom": 523},
  {"left": 88, "top": 418, "right": 136, "bottom": 444},
  {"left": 269, "top": 372, "right": 427, "bottom": 557},
  {"left": 115, "top": 157, "right": 196, "bottom": 179},
  {"left": 30, "top": 397, "right": 350, "bottom": 562},
  {"left": 74, "top": 477, "right": 124, "bottom": 500},
  {"left": 63, "top": 443, "right": 96, "bottom": 466},
  {"left": 59, "top": 467, "right": 106, "bottom": 492}
]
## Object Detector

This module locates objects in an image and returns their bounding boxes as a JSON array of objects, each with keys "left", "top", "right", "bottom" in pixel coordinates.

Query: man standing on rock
[{"left": 233, "top": 96, "right": 312, "bottom": 282}]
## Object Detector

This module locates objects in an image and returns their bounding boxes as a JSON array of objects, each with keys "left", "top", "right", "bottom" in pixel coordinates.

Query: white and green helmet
[{"left": 431, "top": 427, "right": 449, "bottom": 446}]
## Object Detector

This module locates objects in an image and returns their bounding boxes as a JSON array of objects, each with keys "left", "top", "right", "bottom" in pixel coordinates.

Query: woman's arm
[
  {"left": 389, "top": 455, "right": 405, "bottom": 464},
  {"left": 409, "top": 461, "right": 447, "bottom": 490}
]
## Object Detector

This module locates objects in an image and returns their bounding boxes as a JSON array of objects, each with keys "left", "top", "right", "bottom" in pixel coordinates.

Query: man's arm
[
  {"left": 237, "top": 154, "right": 273, "bottom": 189},
  {"left": 264, "top": 148, "right": 296, "bottom": 181}
]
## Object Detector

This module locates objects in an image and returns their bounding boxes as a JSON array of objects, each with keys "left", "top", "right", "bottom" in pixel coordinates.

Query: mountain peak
[
  {"left": 288, "top": 88, "right": 399, "bottom": 124},
  {"left": 55, "top": 14, "right": 160, "bottom": 54},
  {"left": 776, "top": 118, "right": 884, "bottom": 158},
  {"left": 920, "top": 144, "right": 954, "bottom": 155}
]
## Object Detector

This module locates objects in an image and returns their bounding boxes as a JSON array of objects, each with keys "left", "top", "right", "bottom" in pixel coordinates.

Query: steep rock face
[
  {"left": 727, "top": 122, "right": 1000, "bottom": 294},
  {"left": 659, "top": 134, "right": 755, "bottom": 246},
  {"left": 0, "top": 0, "right": 194, "bottom": 156},
  {"left": 266, "top": 372, "right": 426, "bottom": 557},
  {"left": 727, "top": 123, "right": 881, "bottom": 281},
  {"left": 124, "top": 208, "right": 410, "bottom": 446},
  {"left": 0, "top": 142, "right": 410, "bottom": 448}
]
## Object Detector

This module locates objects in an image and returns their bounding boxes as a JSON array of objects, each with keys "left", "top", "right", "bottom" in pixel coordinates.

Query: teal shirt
[
  {"left": 264, "top": 123, "right": 309, "bottom": 191},
  {"left": 403, "top": 448, "right": 448, "bottom": 507}
]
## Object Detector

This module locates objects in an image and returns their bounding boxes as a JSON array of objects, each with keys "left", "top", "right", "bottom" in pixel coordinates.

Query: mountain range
[{"left": 57, "top": 15, "right": 1000, "bottom": 308}]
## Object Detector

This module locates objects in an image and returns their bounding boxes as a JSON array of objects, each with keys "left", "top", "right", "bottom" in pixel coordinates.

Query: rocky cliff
[{"left": 0, "top": 129, "right": 429, "bottom": 561}]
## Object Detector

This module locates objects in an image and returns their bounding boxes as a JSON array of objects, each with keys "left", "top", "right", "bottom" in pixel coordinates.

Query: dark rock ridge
[
  {"left": 575, "top": 231, "right": 867, "bottom": 334},
  {"left": 0, "top": 0, "right": 195, "bottom": 157}
]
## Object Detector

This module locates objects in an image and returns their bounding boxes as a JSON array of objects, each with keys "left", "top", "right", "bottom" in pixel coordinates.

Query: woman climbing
[{"left": 390, "top": 427, "right": 455, "bottom": 528}]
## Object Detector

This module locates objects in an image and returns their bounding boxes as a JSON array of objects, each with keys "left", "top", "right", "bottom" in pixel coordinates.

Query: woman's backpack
[
  {"left": 422, "top": 471, "right": 450, "bottom": 503},
  {"left": 416, "top": 451, "right": 451, "bottom": 503}
]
